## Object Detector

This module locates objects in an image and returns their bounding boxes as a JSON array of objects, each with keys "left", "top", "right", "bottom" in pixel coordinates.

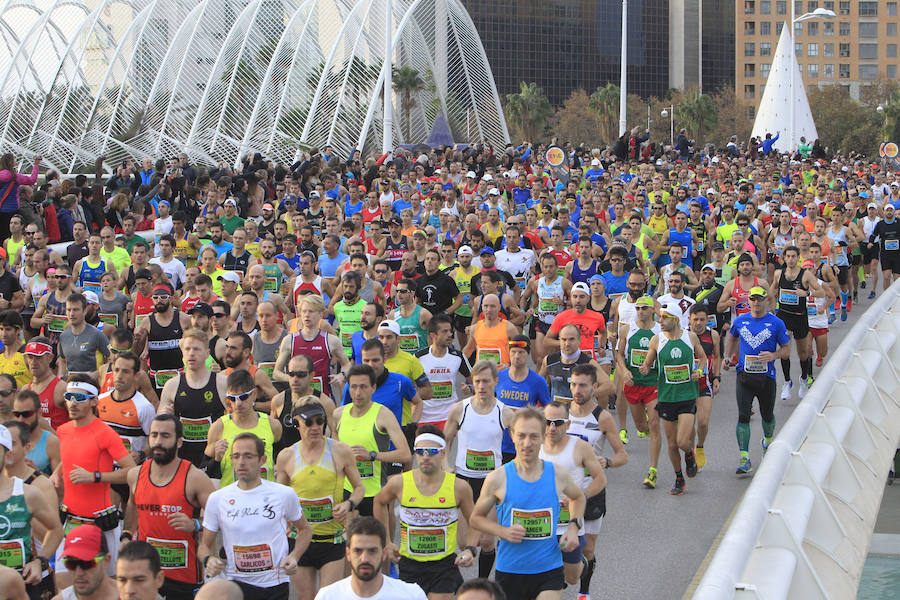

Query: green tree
[
  {"left": 504, "top": 81, "right": 552, "bottom": 143},
  {"left": 589, "top": 83, "right": 620, "bottom": 144},
  {"left": 551, "top": 89, "right": 604, "bottom": 147},
  {"left": 392, "top": 66, "right": 426, "bottom": 142},
  {"left": 675, "top": 90, "right": 717, "bottom": 143},
  {"left": 808, "top": 86, "right": 882, "bottom": 155}
]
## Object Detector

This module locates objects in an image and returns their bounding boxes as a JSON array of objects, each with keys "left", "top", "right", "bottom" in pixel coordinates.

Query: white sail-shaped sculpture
[{"left": 751, "top": 23, "right": 818, "bottom": 154}]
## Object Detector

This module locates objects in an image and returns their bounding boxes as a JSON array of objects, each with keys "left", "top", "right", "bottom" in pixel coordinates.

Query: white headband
[
  {"left": 414, "top": 433, "right": 446, "bottom": 450},
  {"left": 67, "top": 381, "right": 99, "bottom": 397}
]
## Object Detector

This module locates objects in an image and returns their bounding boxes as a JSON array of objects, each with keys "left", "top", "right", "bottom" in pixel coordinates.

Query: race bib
[
  {"left": 886, "top": 239, "right": 899, "bottom": 251},
  {"left": 356, "top": 459, "right": 374, "bottom": 479},
  {"left": 609, "top": 293, "right": 626, "bottom": 302},
  {"left": 539, "top": 299, "right": 558, "bottom": 312},
  {"left": 399, "top": 334, "right": 419, "bottom": 352},
  {"left": 0, "top": 540, "right": 25, "bottom": 569},
  {"left": 311, "top": 376, "right": 324, "bottom": 395},
  {"left": 778, "top": 289, "right": 799, "bottom": 305},
  {"left": 340, "top": 331, "right": 352, "bottom": 349},
  {"left": 154, "top": 369, "right": 181, "bottom": 388},
  {"left": 477, "top": 348, "right": 501, "bottom": 364},
  {"left": 146, "top": 537, "right": 188, "bottom": 569},
  {"left": 552, "top": 395, "right": 573, "bottom": 404},
  {"left": 300, "top": 496, "right": 334, "bottom": 523},
  {"left": 258, "top": 362, "right": 276, "bottom": 379},
  {"left": 180, "top": 416, "right": 212, "bottom": 442},
  {"left": 83, "top": 282, "right": 101, "bottom": 295},
  {"left": 629, "top": 348, "right": 648, "bottom": 368},
  {"left": 64, "top": 515, "right": 93, "bottom": 535},
  {"left": 834, "top": 246, "right": 845, "bottom": 256},
  {"left": 663, "top": 363, "right": 690, "bottom": 384},
  {"left": 264, "top": 276, "right": 278, "bottom": 292},
  {"left": 744, "top": 354, "right": 767, "bottom": 374},
  {"left": 807, "top": 304, "right": 818, "bottom": 316},
  {"left": 511, "top": 507, "right": 553, "bottom": 540},
  {"left": 233, "top": 544, "right": 274, "bottom": 573},
  {"left": 48, "top": 314, "right": 69, "bottom": 332},
  {"left": 432, "top": 380, "right": 452, "bottom": 399},
  {"left": 406, "top": 526, "right": 447, "bottom": 556},
  {"left": 465, "top": 449, "right": 495, "bottom": 472},
  {"left": 696, "top": 240, "right": 704, "bottom": 251},
  {"left": 514, "top": 276, "right": 526, "bottom": 290},
  {"left": 98, "top": 312, "right": 118, "bottom": 327},
  {"left": 135, "top": 314, "right": 149, "bottom": 329},
  {"left": 558, "top": 499, "right": 571, "bottom": 525},
  {"left": 706, "top": 314, "right": 717, "bottom": 329}
]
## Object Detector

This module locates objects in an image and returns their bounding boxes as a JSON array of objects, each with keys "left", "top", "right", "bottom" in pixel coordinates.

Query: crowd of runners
[{"left": 0, "top": 141, "right": 897, "bottom": 600}]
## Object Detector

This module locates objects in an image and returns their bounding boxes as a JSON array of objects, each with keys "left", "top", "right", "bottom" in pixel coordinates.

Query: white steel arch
[{"left": 0, "top": 0, "right": 509, "bottom": 173}]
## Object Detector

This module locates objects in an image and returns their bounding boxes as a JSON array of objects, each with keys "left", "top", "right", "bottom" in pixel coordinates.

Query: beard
[
  {"left": 225, "top": 354, "right": 242, "bottom": 369},
  {"left": 154, "top": 303, "right": 168, "bottom": 313},
  {"left": 351, "top": 561, "right": 379, "bottom": 582},
  {"left": 151, "top": 444, "right": 178, "bottom": 465}
]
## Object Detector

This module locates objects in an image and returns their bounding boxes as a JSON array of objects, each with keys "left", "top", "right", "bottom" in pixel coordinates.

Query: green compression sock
[{"left": 736, "top": 422, "right": 751, "bottom": 452}]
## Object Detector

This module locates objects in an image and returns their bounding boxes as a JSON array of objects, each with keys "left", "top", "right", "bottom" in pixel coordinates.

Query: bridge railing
[{"left": 692, "top": 279, "right": 900, "bottom": 600}]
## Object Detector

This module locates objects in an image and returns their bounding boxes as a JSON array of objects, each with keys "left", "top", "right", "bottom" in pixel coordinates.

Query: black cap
[
  {"left": 134, "top": 268, "right": 152, "bottom": 281},
  {"left": 711, "top": 241, "right": 725, "bottom": 251},
  {"left": 291, "top": 401, "right": 326, "bottom": 421},
  {"left": 187, "top": 302, "right": 213, "bottom": 317}
]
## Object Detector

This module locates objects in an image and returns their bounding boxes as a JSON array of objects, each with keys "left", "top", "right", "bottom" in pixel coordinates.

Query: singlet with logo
[
  {"left": 42, "top": 290, "right": 69, "bottom": 343},
  {"left": 454, "top": 399, "right": 505, "bottom": 479},
  {"left": 78, "top": 258, "right": 106, "bottom": 294},
  {"left": 415, "top": 347, "right": 469, "bottom": 424},
  {"left": 536, "top": 276, "right": 565, "bottom": 324},
  {"left": 452, "top": 266, "right": 479, "bottom": 317},
  {"left": 656, "top": 329, "right": 698, "bottom": 403},
  {"left": 219, "top": 413, "right": 275, "bottom": 487},
  {"left": 289, "top": 438, "right": 345, "bottom": 541},
  {"left": 331, "top": 297, "right": 364, "bottom": 358},
  {"left": 135, "top": 459, "right": 202, "bottom": 584},
  {"left": 97, "top": 390, "right": 155, "bottom": 454},
  {"left": 250, "top": 330, "right": 287, "bottom": 380},
  {"left": 222, "top": 250, "right": 253, "bottom": 274},
  {"left": 394, "top": 304, "right": 428, "bottom": 353},
  {"left": 290, "top": 331, "right": 332, "bottom": 396},
  {"left": 776, "top": 268, "right": 807, "bottom": 317},
  {"left": 174, "top": 373, "right": 225, "bottom": 467},
  {"left": 133, "top": 292, "right": 154, "bottom": 329},
  {"left": 399, "top": 471, "right": 459, "bottom": 561},
  {"left": 731, "top": 276, "right": 759, "bottom": 319},
  {"left": 261, "top": 262, "right": 283, "bottom": 294},
  {"left": 546, "top": 352, "right": 592, "bottom": 402},
  {"left": 384, "top": 236, "right": 409, "bottom": 271},
  {"left": 538, "top": 436, "right": 585, "bottom": 534},
  {"left": 148, "top": 313, "right": 183, "bottom": 388},
  {"left": 625, "top": 323, "right": 661, "bottom": 386},
  {"left": 336, "top": 403, "right": 390, "bottom": 497},
  {"left": 827, "top": 226, "right": 850, "bottom": 267},
  {"left": 0, "top": 478, "right": 32, "bottom": 570},
  {"left": 28, "top": 376, "right": 69, "bottom": 430}
]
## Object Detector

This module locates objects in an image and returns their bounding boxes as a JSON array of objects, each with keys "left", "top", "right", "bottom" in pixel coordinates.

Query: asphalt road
[{"left": 454, "top": 292, "right": 872, "bottom": 600}]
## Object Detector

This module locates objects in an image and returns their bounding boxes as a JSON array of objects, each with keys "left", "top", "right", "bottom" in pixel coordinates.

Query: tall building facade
[{"left": 737, "top": 0, "right": 900, "bottom": 120}]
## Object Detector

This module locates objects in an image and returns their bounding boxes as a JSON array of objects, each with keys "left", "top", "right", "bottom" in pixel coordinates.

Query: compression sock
[
  {"left": 781, "top": 358, "right": 791, "bottom": 382},
  {"left": 579, "top": 557, "right": 596, "bottom": 594},
  {"left": 840, "top": 291, "right": 849, "bottom": 309},
  {"left": 804, "top": 357, "right": 813, "bottom": 378},
  {"left": 736, "top": 422, "right": 751, "bottom": 453},
  {"left": 762, "top": 419, "right": 776, "bottom": 440},
  {"left": 478, "top": 549, "right": 495, "bottom": 579},
  {"left": 800, "top": 357, "right": 809, "bottom": 380}
]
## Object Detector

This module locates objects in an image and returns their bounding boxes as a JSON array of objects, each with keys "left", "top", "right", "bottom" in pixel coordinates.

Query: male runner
[
  {"left": 52, "top": 525, "right": 119, "bottom": 600},
  {"left": 97, "top": 353, "right": 155, "bottom": 461},
  {"left": 57, "top": 294, "right": 109, "bottom": 379},
  {"left": 22, "top": 338, "right": 67, "bottom": 430},
  {"left": 687, "top": 304, "right": 721, "bottom": 470},
  {"left": 125, "top": 414, "right": 215, "bottom": 600},
  {"left": 539, "top": 324, "right": 606, "bottom": 404},
  {"left": 392, "top": 279, "right": 432, "bottom": 354},
  {"left": 270, "top": 355, "right": 336, "bottom": 455},
  {"left": 113, "top": 541, "right": 166, "bottom": 600},
  {"left": 135, "top": 283, "right": 190, "bottom": 395},
  {"left": 11, "top": 390, "right": 61, "bottom": 473},
  {"left": 415, "top": 314, "right": 471, "bottom": 429},
  {"left": 332, "top": 272, "right": 367, "bottom": 358}
]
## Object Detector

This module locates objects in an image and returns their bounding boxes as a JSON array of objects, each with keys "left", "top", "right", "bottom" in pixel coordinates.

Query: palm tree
[
  {"left": 392, "top": 66, "right": 425, "bottom": 141},
  {"left": 589, "top": 82, "right": 620, "bottom": 143},
  {"left": 504, "top": 81, "right": 552, "bottom": 143},
  {"left": 879, "top": 90, "right": 900, "bottom": 141},
  {"left": 676, "top": 91, "right": 717, "bottom": 143}
]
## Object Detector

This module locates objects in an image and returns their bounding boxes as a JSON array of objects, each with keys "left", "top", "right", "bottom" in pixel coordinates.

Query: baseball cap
[
  {"left": 217, "top": 271, "right": 241, "bottom": 284},
  {"left": 801, "top": 259, "right": 816, "bottom": 269},
  {"left": 134, "top": 268, "right": 152, "bottom": 281},
  {"left": 700, "top": 263, "right": 716, "bottom": 272},
  {"left": 749, "top": 286, "right": 768, "bottom": 298},
  {"left": 571, "top": 282, "right": 590, "bottom": 294},
  {"left": 489, "top": 188, "right": 501, "bottom": 196},
  {"left": 388, "top": 216, "right": 402, "bottom": 226},
  {"left": 457, "top": 245, "right": 473, "bottom": 256},
  {"left": 868, "top": 202, "right": 878, "bottom": 210},
  {"left": 262, "top": 203, "right": 274, "bottom": 211},
  {"left": 224, "top": 199, "right": 237, "bottom": 207},
  {"left": 660, "top": 303, "right": 685, "bottom": 321},
  {"left": 188, "top": 302, "right": 213, "bottom": 317},
  {"left": 482, "top": 173, "right": 493, "bottom": 181},
  {"left": 83, "top": 290, "right": 100, "bottom": 305},
  {"left": 292, "top": 401, "right": 326, "bottom": 421},
  {"left": 378, "top": 319, "right": 401, "bottom": 336},
  {"left": 439, "top": 207, "right": 453, "bottom": 215},
  {"left": 466, "top": 170, "right": 477, "bottom": 179},
  {"left": 480, "top": 247, "right": 495, "bottom": 255},
  {"left": 591, "top": 158, "right": 601, "bottom": 166},
  {"left": 588, "top": 274, "right": 604, "bottom": 284},
  {"left": 0, "top": 425, "right": 11, "bottom": 451},
  {"left": 61, "top": 524, "right": 104, "bottom": 562},
  {"left": 711, "top": 241, "right": 725, "bottom": 251},
  {"left": 635, "top": 295, "right": 655, "bottom": 307},
  {"left": 24, "top": 341, "right": 53, "bottom": 357}
]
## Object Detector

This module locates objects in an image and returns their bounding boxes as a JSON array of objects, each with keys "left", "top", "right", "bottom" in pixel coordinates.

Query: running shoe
[
  {"left": 577, "top": 595, "right": 591, "bottom": 600},
  {"left": 685, "top": 451, "right": 698, "bottom": 478},
  {"left": 762, "top": 438, "right": 770, "bottom": 456},
  {"left": 828, "top": 312, "right": 836, "bottom": 325},
  {"left": 670, "top": 477, "right": 686, "bottom": 495},
  {"left": 869, "top": 291, "right": 876, "bottom": 299},
  {"left": 780, "top": 380, "right": 792, "bottom": 400},
  {"left": 643, "top": 467, "right": 657, "bottom": 489},
  {"left": 736, "top": 457, "right": 753, "bottom": 475},
  {"left": 695, "top": 447, "right": 707, "bottom": 469},
  {"left": 847, "top": 297, "right": 853, "bottom": 311},
  {"left": 816, "top": 356, "right": 823, "bottom": 367},
  {"left": 619, "top": 429, "right": 629, "bottom": 444},
  {"left": 806, "top": 375, "right": 814, "bottom": 389},
  {"left": 637, "top": 430, "right": 650, "bottom": 439},
  {"left": 797, "top": 377, "right": 808, "bottom": 399},
  {"left": 841, "top": 306, "right": 848, "bottom": 321},
  {"left": 853, "top": 291, "right": 858, "bottom": 303},
  {"left": 861, "top": 280, "right": 866, "bottom": 289}
]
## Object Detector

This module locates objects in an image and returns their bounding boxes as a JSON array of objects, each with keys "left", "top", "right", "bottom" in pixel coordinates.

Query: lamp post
[
  {"left": 661, "top": 105, "right": 674, "bottom": 148},
  {"left": 789, "top": 7, "right": 835, "bottom": 151},
  {"left": 382, "top": 0, "right": 393, "bottom": 154},
  {"left": 619, "top": 0, "right": 628, "bottom": 137}
]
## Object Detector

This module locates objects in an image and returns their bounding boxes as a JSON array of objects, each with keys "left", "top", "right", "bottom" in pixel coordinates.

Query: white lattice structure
[{"left": 0, "top": 0, "right": 509, "bottom": 173}]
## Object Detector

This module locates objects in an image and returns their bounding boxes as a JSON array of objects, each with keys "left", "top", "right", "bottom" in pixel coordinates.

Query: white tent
[{"left": 751, "top": 24, "right": 818, "bottom": 154}]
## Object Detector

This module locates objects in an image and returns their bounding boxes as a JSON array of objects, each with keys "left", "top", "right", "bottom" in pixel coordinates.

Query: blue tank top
[
  {"left": 496, "top": 460, "right": 562, "bottom": 574},
  {"left": 570, "top": 259, "right": 597, "bottom": 284},
  {"left": 345, "top": 199, "right": 364, "bottom": 216},
  {"left": 78, "top": 258, "right": 106, "bottom": 294},
  {"left": 601, "top": 271, "right": 628, "bottom": 296},
  {"left": 661, "top": 228, "right": 694, "bottom": 269},
  {"left": 26, "top": 430, "right": 51, "bottom": 474}
]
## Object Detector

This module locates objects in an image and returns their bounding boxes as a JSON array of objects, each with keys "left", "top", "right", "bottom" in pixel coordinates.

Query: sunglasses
[
  {"left": 546, "top": 419, "right": 568, "bottom": 427},
  {"left": 226, "top": 390, "right": 254, "bottom": 403},
  {"left": 287, "top": 370, "right": 309, "bottom": 378},
  {"left": 51, "top": 274, "right": 69, "bottom": 279},
  {"left": 110, "top": 347, "right": 129, "bottom": 355},
  {"left": 213, "top": 313, "right": 228, "bottom": 318},
  {"left": 62, "top": 556, "right": 103, "bottom": 572},
  {"left": 396, "top": 289, "right": 412, "bottom": 294},
  {"left": 64, "top": 392, "right": 93, "bottom": 403},
  {"left": 24, "top": 231, "right": 36, "bottom": 235},
  {"left": 0, "top": 389, "right": 13, "bottom": 397},
  {"left": 508, "top": 340, "right": 529, "bottom": 348},
  {"left": 12, "top": 409, "right": 35, "bottom": 418},
  {"left": 152, "top": 294, "right": 171, "bottom": 301},
  {"left": 374, "top": 269, "right": 388, "bottom": 275},
  {"left": 413, "top": 447, "right": 441, "bottom": 456},
  {"left": 296, "top": 415, "right": 325, "bottom": 427}
]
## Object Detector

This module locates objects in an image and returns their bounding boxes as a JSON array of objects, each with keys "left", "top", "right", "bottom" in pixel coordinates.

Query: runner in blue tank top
[
  {"left": 660, "top": 213, "right": 697, "bottom": 269},
  {"left": 470, "top": 407, "right": 585, "bottom": 600}
]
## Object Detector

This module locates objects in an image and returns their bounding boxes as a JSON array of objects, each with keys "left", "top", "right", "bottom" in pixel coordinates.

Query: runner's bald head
[{"left": 195, "top": 579, "right": 243, "bottom": 600}]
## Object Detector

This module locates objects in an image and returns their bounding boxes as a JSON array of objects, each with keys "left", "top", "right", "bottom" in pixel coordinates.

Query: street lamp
[
  {"left": 661, "top": 105, "right": 674, "bottom": 148},
  {"left": 619, "top": 0, "right": 628, "bottom": 137},
  {"left": 789, "top": 7, "right": 835, "bottom": 151}
]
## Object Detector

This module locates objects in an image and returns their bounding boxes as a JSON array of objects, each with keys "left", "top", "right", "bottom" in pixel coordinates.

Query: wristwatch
[
  {"left": 36, "top": 556, "right": 49, "bottom": 571},
  {"left": 369, "top": 450, "right": 378, "bottom": 461},
  {"left": 463, "top": 545, "right": 478, "bottom": 556},
  {"left": 570, "top": 518, "right": 582, "bottom": 530},
  {"left": 93, "top": 471, "right": 101, "bottom": 483}
]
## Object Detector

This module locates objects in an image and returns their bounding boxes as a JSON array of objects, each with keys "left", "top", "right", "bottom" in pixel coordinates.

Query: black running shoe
[
  {"left": 670, "top": 477, "right": 685, "bottom": 495},
  {"left": 685, "top": 452, "right": 698, "bottom": 478}
]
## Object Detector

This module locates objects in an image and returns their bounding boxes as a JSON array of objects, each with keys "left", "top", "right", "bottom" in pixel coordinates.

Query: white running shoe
[
  {"left": 797, "top": 377, "right": 808, "bottom": 399},
  {"left": 781, "top": 380, "right": 793, "bottom": 400}
]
